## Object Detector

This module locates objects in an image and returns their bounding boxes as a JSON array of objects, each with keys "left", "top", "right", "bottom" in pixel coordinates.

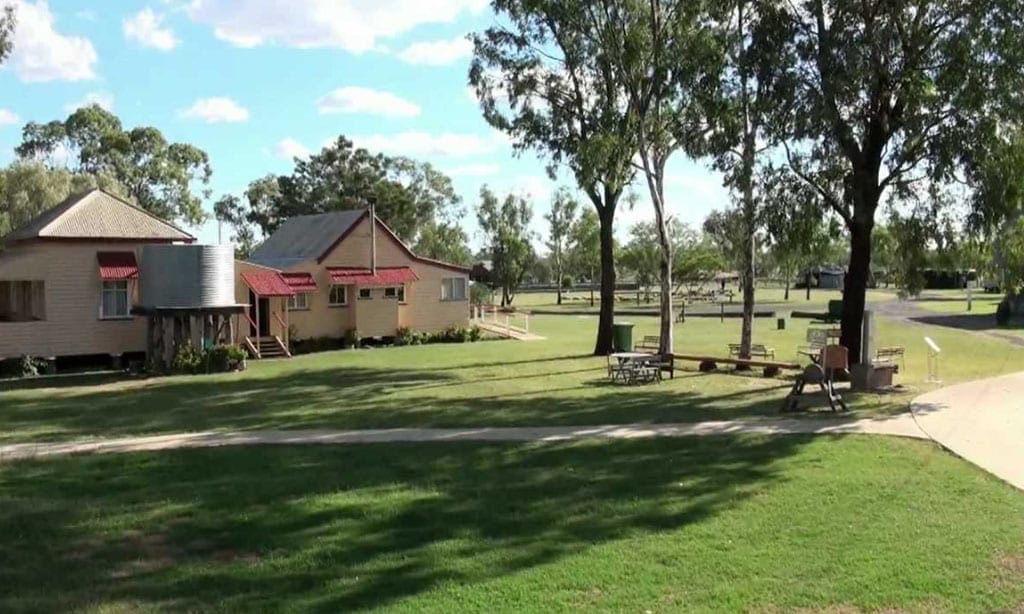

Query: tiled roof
[
  {"left": 328, "top": 266, "right": 419, "bottom": 286},
  {"left": 97, "top": 251, "right": 139, "bottom": 280},
  {"left": 248, "top": 210, "right": 366, "bottom": 268},
  {"left": 241, "top": 271, "right": 296, "bottom": 297},
  {"left": 280, "top": 271, "right": 318, "bottom": 292},
  {"left": 1, "top": 189, "right": 194, "bottom": 244}
]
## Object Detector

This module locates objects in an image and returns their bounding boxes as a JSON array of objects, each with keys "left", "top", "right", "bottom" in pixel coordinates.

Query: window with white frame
[
  {"left": 441, "top": 277, "right": 467, "bottom": 301},
  {"left": 329, "top": 285, "right": 348, "bottom": 306},
  {"left": 358, "top": 287, "right": 372, "bottom": 300},
  {"left": 288, "top": 292, "right": 310, "bottom": 310},
  {"left": 384, "top": 286, "right": 406, "bottom": 302},
  {"left": 100, "top": 280, "right": 130, "bottom": 319}
]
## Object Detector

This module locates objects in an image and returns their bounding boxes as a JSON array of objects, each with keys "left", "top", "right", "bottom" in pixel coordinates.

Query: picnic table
[{"left": 608, "top": 352, "right": 661, "bottom": 385}]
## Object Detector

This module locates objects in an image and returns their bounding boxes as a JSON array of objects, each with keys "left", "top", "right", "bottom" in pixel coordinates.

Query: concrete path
[
  {"left": 912, "top": 371, "right": 1024, "bottom": 491},
  {"left": 0, "top": 415, "right": 926, "bottom": 463}
]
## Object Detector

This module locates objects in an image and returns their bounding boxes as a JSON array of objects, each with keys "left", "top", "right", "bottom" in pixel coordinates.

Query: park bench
[
  {"left": 673, "top": 353, "right": 800, "bottom": 378},
  {"left": 728, "top": 343, "right": 775, "bottom": 360},
  {"left": 633, "top": 336, "right": 676, "bottom": 379},
  {"left": 874, "top": 346, "right": 906, "bottom": 372},
  {"left": 635, "top": 335, "right": 661, "bottom": 352}
]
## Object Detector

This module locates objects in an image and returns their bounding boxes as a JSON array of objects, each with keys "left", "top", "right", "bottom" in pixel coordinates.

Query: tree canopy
[
  {"left": 545, "top": 188, "right": 579, "bottom": 304},
  {"left": 476, "top": 186, "right": 535, "bottom": 306},
  {"left": 776, "top": 0, "right": 1024, "bottom": 361},
  {"left": 471, "top": 0, "right": 638, "bottom": 354},
  {"left": 0, "top": 4, "right": 14, "bottom": 66},
  {"left": 0, "top": 162, "right": 129, "bottom": 238},
  {"left": 15, "top": 105, "right": 212, "bottom": 226}
]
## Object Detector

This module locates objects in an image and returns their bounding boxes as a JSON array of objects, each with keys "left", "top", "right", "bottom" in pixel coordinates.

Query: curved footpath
[
  {"left": 911, "top": 371, "right": 1024, "bottom": 491},
  {"left": 0, "top": 415, "right": 925, "bottom": 463}
]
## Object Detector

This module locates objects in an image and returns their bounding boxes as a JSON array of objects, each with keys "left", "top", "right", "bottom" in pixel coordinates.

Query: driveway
[{"left": 913, "top": 371, "right": 1024, "bottom": 491}]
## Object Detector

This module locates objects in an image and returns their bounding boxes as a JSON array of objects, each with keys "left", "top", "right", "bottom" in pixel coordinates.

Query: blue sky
[{"left": 0, "top": 0, "right": 732, "bottom": 251}]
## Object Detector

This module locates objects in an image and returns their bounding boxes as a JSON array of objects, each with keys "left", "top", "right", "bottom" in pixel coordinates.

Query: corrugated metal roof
[
  {"left": 280, "top": 271, "right": 318, "bottom": 292},
  {"left": 328, "top": 266, "right": 419, "bottom": 286},
  {"left": 241, "top": 271, "right": 296, "bottom": 297},
  {"left": 1, "top": 189, "right": 194, "bottom": 244},
  {"left": 248, "top": 210, "right": 366, "bottom": 267},
  {"left": 97, "top": 251, "right": 139, "bottom": 280}
]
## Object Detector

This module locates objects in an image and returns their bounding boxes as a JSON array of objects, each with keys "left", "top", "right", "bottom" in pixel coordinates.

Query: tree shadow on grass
[
  {"left": 0, "top": 352, "right": 879, "bottom": 443},
  {"left": 0, "top": 434, "right": 815, "bottom": 611}
]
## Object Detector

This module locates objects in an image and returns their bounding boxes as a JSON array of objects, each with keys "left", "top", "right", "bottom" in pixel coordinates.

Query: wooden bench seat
[
  {"left": 673, "top": 353, "right": 800, "bottom": 377},
  {"left": 727, "top": 343, "right": 775, "bottom": 360}
]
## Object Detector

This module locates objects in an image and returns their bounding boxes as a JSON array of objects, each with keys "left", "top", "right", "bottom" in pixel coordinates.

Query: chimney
[{"left": 368, "top": 197, "right": 377, "bottom": 275}]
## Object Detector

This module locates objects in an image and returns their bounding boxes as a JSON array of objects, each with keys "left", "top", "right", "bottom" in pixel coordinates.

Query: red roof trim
[
  {"left": 241, "top": 271, "right": 296, "bottom": 297},
  {"left": 280, "top": 271, "right": 318, "bottom": 292},
  {"left": 97, "top": 251, "right": 139, "bottom": 281},
  {"left": 315, "top": 211, "right": 471, "bottom": 274},
  {"left": 327, "top": 266, "right": 419, "bottom": 286}
]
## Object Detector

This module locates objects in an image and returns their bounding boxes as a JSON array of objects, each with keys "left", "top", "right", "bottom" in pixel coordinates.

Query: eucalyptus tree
[
  {"left": 599, "top": 0, "right": 720, "bottom": 353},
  {"left": 16, "top": 105, "right": 212, "bottom": 225},
  {"left": 545, "top": 188, "right": 579, "bottom": 304},
  {"left": 477, "top": 186, "right": 536, "bottom": 306},
  {"left": 703, "top": 0, "right": 792, "bottom": 359},
  {"left": 470, "top": 0, "right": 636, "bottom": 354},
  {"left": 779, "top": 0, "right": 1024, "bottom": 361},
  {"left": 0, "top": 5, "right": 14, "bottom": 65}
]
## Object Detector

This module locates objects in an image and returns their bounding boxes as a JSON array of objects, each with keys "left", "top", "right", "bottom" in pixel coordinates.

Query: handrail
[
  {"left": 244, "top": 309, "right": 258, "bottom": 332},
  {"left": 272, "top": 311, "right": 289, "bottom": 351}
]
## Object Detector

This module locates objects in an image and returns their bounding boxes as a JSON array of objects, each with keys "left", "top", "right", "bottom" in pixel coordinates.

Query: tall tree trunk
[
  {"left": 842, "top": 219, "right": 873, "bottom": 365},
  {"left": 555, "top": 254, "right": 563, "bottom": 305},
  {"left": 806, "top": 270, "right": 811, "bottom": 301},
  {"left": 739, "top": 166, "right": 756, "bottom": 361},
  {"left": 594, "top": 207, "right": 616, "bottom": 355},
  {"left": 784, "top": 264, "right": 791, "bottom": 300}
]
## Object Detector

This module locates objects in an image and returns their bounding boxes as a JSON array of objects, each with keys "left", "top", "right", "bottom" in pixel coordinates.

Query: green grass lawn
[
  {"left": 0, "top": 313, "right": 1021, "bottom": 443},
  {"left": 2, "top": 436, "right": 1023, "bottom": 612},
  {"left": 912, "top": 290, "right": 1003, "bottom": 316}
]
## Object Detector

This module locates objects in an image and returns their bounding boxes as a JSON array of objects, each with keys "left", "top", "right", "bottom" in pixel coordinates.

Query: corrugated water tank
[{"left": 139, "top": 244, "right": 235, "bottom": 308}]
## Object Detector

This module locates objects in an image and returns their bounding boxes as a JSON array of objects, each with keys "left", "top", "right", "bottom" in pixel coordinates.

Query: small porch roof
[
  {"left": 327, "top": 266, "right": 419, "bottom": 286},
  {"left": 241, "top": 271, "right": 296, "bottom": 297},
  {"left": 97, "top": 251, "right": 139, "bottom": 281}
]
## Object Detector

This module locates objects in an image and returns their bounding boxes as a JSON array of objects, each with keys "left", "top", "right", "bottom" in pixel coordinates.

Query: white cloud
[
  {"left": 352, "top": 132, "right": 496, "bottom": 157},
  {"left": 65, "top": 91, "right": 114, "bottom": 113},
  {"left": 317, "top": 87, "right": 420, "bottom": 118},
  {"left": 123, "top": 8, "right": 179, "bottom": 51},
  {"left": 510, "top": 175, "right": 553, "bottom": 204},
  {"left": 179, "top": 97, "right": 250, "bottom": 123},
  {"left": 185, "top": 0, "right": 487, "bottom": 53},
  {"left": 0, "top": 109, "right": 20, "bottom": 126},
  {"left": 446, "top": 163, "right": 500, "bottom": 177},
  {"left": 8, "top": 1, "right": 98, "bottom": 82},
  {"left": 273, "top": 138, "right": 310, "bottom": 160},
  {"left": 398, "top": 35, "right": 471, "bottom": 66}
]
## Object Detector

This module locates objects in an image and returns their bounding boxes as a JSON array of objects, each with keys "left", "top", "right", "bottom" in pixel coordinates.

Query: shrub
[
  {"left": 344, "top": 328, "right": 362, "bottom": 349},
  {"left": 171, "top": 342, "right": 204, "bottom": 375},
  {"left": 207, "top": 344, "right": 248, "bottom": 373},
  {"left": 292, "top": 336, "right": 344, "bottom": 355},
  {"left": 468, "top": 325, "right": 482, "bottom": 342},
  {"left": 395, "top": 327, "right": 414, "bottom": 346},
  {"left": 0, "top": 355, "right": 45, "bottom": 378}
]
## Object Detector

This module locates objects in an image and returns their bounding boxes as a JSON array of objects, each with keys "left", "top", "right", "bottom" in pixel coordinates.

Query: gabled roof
[
  {"left": 1, "top": 189, "right": 194, "bottom": 245},
  {"left": 248, "top": 210, "right": 366, "bottom": 269},
  {"left": 248, "top": 208, "right": 472, "bottom": 274},
  {"left": 328, "top": 266, "right": 419, "bottom": 286}
]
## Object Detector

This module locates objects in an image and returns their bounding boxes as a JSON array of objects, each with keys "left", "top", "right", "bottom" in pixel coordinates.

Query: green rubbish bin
[{"left": 612, "top": 322, "right": 635, "bottom": 352}]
